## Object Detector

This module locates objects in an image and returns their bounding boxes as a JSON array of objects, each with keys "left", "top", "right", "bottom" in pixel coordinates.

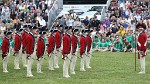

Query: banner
[{"left": 48, "top": 0, "right": 63, "bottom": 29}]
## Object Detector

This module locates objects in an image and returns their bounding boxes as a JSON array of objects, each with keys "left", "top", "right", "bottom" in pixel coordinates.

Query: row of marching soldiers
[{"left": 1, "top": 24, "right": 93, "bottom": 78}]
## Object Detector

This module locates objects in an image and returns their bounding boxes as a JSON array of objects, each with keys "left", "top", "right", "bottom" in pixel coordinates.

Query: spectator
[
  {"left": 36, "top": 13, "right": 41, "bottom": 22},
  {"left": 111, "top": 23, "right": 118, "bottom": 33},
  {"left": 66, "top": 16, "right": 74, "bottom": 26},
  {"left": 39, "top": 0, "right": 47, "bottom": 11},
  {"left": 43, "top": 12, "right": 48, "bottom": 23},
  {"left": 74, "top": 18, "right": 82, "bottom": 29},
  {"left": 123, "top": 21, "right": 129, "bottom": 29},
  {"left": 2, "top": 3, "right": 10, "bottom": 20},
  {"left": 126, "top": 25, "right": 132, "bottom": 33},
  {"left": 19, "top": 3, "right": 25, "bottom": 12},
  {"left": 104, "top": 18, "right": 111, "bottom": 27},
  {"left": 59, "top": 15, "right": 66, "bottom": 26},
  {"left": 14, "top": 20, "right": 21, "bottom": 30},
  {"left": 99, "top": 38, "right": 109, "bottom": 51},
  {"left": 82, "top": 16, "right": 90, "bottom": 29},
  {"left": 45, "top": 6, "right": 51, "bottom": 16},
  {"left": 99, "top": 22, "right": 105, "bottom": 33},
  {"left": 39, "top": 16, "right": 46, "bottom": 27},
  {"left": 91, "top": 16, "right": 100, "bottom": 31},
  {"left": 5, "top": 19, "right": 14, "bottom": 30},
  {"left": 45, "top": 0, "right": 52, "bottom": 7},
  {"left": 17, "top": 0, "right": 22, "bottom": 8},
  {"left": 131, "top": 20, "right": 136, "bottom": 32},
  {"left": 28, "top": 3, "right": 36, "bottom": 10},
  {"left": 0, "top": 19, "right": 4, "bottom": 27},
  {"left": 117, "top": 26, "right": 125, "bottom": 37},
  {"left": 0, "top": 24, "right": 6, "bottom": 32}
]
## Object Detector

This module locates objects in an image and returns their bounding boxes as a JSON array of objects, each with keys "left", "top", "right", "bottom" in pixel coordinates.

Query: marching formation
[
  {"left": 1, "top": 24, "right": 93, "bottom": 78},
  {"left": 1, "top": 22, "right": 148, "bottom": 78}
]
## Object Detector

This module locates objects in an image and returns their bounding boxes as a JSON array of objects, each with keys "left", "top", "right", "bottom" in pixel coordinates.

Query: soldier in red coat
[
  {"left": 36, "top": 31, "right": 46, "bottom": 73},
  {"left": 80, "top": 29, "right": 88, "bottom": 71},
  {"left": 137, "top": 23, "right": 147, "bottom": 74},
  {"left": 70, "top": 28, "right": 79, "bottom": 74},
  {"left": 47, "top": 29, "right": 57, "bottom": 70},
  {"left": 54, "top": 24, "right": 63, "bottom": 68},
  {"left": 13, "top": 28, "right": 23, "bottom": 69},
  {"left": 21, "top": 25, "right": 29, "bottom": 67},
  {"left": 2, "top": 31, "right": 12, "bottom": 73},
  {"left": 26, "top": 26, "right": 37, "bottom": 77},
  {"left": 62, "top": 26, "right": 72, "bottom": 78},
  {"left": 85, "top": 29, "right": 93, "bottom": 69}
]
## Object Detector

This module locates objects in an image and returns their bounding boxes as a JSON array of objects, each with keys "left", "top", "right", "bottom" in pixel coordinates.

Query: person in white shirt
[
  {"left": 0, "top": 24, "right": 6, "bottom": 32},
  {"left": 45, "top": 0, "right": 52, "bottom": 6},
  {"left": 36, "top": 13, "right": 41, "bottom": 22},
  {"left": 125, "top": 9, "right": 130, "bottom": 16},
  {"left": 45, "top": 6, "right": 51, "bottom": 16},
  {"left": 125, "top": 16, "right": 131, "bottom": 25},
  {"left": 17, "top": 0, "right": 22, "bottom": 8},
  {"left": 66, "top": 16, "right": 74, "bottom": 26},
  {"left": 19, "top": 3, "right": 25, "bottom": 12},
  {"left": 131, "top": 20, "right": 136, "bottom": 32},
  {"left": 39, "top": 16, "right": 46, "bottom": 27},
  {"left": 135, "top": 14, "right": 141, "bottom": 21},
  {"left": 2, "top": 4, "right": 10, "bottom": 20},
  {"left": 74, "top": 18, "right": 82, "bottom": 29}
]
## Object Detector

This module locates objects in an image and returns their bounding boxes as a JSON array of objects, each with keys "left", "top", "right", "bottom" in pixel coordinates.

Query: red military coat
[
  {"left": 14, "top": 33, "right": 21, "bottom": 52},
  {"left": 80, "top": 35, "right": 86, "bottom": 57},
  {"left": 22, "top": 30, "right": 28, "bottom": 47},
  {"left": 26, "top": 33, "right": 35, "bottom": 55},
  {"left": 22, "top": 30, "right": 28, "bottom": 53},
  {"left": 47, "top": 35, "right": 55, "bottom": 54},
  {"left": 137, "top": 31, "right": 147, "bottom": 59},
  {"left": 62, "top": 33, "right": 71, "bottom": 59},
  {"left": 55, "top": 31, "right": 61, "bottom": 49},
  {"left": 86, "top": 35, "right": 92, "bottom": 53},
  {"left": 36, "top": 37, "right": 45, "bottom": 59},
  {"left": 2, "top": 37, "right": 10, "bottom": 59},
  {"left": 72, "top": 35, "right": 78, "bottom": 54}
]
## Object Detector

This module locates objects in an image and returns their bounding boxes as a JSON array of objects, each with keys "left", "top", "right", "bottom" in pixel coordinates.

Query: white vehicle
[
  {"left": 87, "top": 6, "right": 104, "bottom": 12},
  {"left": 57, "top": 11, "right": 69, "bottom": 18},
  {"left": 78, "top": 11, "right": 102, "bottom": 20},
  {"left": 63, "top": 4, "right": 106, "bottom": 13},
  {"left": 68, "top": 9, "right": 84, "bottom": 15}
]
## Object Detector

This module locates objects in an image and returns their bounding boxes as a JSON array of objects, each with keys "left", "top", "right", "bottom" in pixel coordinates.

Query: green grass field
[{"left": 0, "top": 52, "right": 150, "bottom": 84}]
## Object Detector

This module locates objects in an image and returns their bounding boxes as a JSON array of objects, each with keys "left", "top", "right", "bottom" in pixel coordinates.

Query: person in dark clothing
[
  {"left": 43, "top": 13, "right": 48, "bottom": 22},
  {"left": 111, "top": 23, "right": 118, "bottom": 33}
]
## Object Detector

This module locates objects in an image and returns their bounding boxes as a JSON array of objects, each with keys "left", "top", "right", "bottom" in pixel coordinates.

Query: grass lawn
[{"left": 0, "top": 52, "right": 150, "bottom": 84}]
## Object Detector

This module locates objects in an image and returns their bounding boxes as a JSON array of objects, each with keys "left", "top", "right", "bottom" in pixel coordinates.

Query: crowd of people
[
  {"left": 54, "top": 0, "right": 150, "bottom": 52},
  {"left": 0, "top": 0, "right": 150, "bottom": 52},
  {"left": 0, "top": 0, "right": 56, "bottom": 48}
]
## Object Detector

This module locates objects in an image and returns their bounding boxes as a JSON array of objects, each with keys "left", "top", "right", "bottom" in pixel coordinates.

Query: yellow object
[
  {"left": 118, "top": 26, "right": 125, "bottom": 37},
  {"left": 13, "top": 19, "right": 17, "bottom": 24}
]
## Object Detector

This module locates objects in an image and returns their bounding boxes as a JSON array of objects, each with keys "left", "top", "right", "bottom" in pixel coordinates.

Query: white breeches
[
  {"left": 49, "top": 52, "right": 55, "bottom": 70},
  {"left": 37, "top": 57, "right": 44, "bottom": 73},
  {"left": 70, "top": 52, "right": 77, "bottom": 73},
  {"left": 27, "top": 54, "right": 35, "bottom": 76},
  {"left": 14, "top": 51, "right": 21, "bottom": 69},
  {"left": 3, "top": 53, "right": 10, "bottom": 72},
  {"left": 80, "top": 54, "right": 86, "bottom": 70},
  {"left": 140, "top": 56, "right": 145, "bottom": 72},
  {"left": 63, "top": 54, "right": 71, "bottom": 77}
]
